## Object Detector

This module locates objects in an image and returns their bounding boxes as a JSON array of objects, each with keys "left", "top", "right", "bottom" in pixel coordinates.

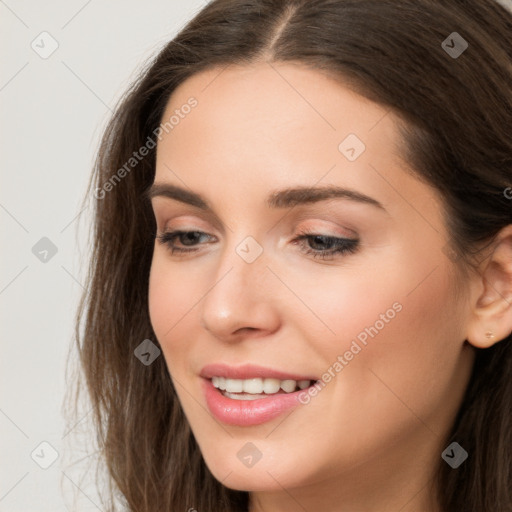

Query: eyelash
[{"left": 155, "top": 228, "right": 359, "bottom": 261}]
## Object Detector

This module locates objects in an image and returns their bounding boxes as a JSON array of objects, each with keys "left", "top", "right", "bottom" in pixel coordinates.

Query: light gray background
[{"left": 1, "top": 1, "right": 511, "bottom": 511}]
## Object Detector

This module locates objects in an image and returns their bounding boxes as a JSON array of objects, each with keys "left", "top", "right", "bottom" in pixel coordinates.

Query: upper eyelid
[
  {"left": 155, "top": 218, "right": 358, "bottom": 238},
  {"left": 156, "top": 223, "right": 354, "bottom": 234},
  {"left": 152, "top": 205, "right": 360, "bottom": 238},
  {"left": 151, "top": 205, "right": 226, "bottom": 234}
]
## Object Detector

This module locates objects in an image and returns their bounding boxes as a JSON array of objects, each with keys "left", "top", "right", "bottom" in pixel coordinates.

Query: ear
[{"left": 466, "top": 224, "right": 512, "bottom": 349}]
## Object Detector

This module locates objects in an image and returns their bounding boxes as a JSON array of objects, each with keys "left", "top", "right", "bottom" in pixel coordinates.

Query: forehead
[
  {"left": 153, "top": 62, "right": 440, "bottom": 224},
  {"left": 156, "top": 62, "right": 399, "bottom": 171},
  {"left": 159, "top": 61, "right": 397, "bottom": 148}
]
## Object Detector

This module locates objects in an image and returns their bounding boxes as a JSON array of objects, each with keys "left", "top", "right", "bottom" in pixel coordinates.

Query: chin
[{"left": 200, "top": 444, "right": 311, "bottom": 492}]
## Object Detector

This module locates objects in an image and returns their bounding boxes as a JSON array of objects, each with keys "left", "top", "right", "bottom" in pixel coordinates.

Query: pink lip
[
  {"left": 199, "top": 363, "right": 319, "bottom": 426},
  {"left": 199, "top": 362, "right": 318, "bottom": 381},
  {"left": 202, "top": 377, "right": 311, "bottom": 426}
]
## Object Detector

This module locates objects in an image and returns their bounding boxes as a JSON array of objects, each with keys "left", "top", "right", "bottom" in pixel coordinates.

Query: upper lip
[{"left": 200, "top": 363, "right": 318, "bottom": 381}]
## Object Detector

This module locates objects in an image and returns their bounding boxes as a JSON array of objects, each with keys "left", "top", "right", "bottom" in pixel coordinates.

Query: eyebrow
[{"left": 144, "top": 182, "right": 386, "bottom": 212}]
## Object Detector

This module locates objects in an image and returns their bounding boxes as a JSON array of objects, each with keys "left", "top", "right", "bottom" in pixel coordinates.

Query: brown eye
[{"left": 156, "top": 230, "right": 214, "bottom": 254}]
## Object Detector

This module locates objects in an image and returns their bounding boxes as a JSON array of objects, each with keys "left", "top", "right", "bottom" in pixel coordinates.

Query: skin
[{"left": 147, "top": 62, "right": 512, "bottom": 512}]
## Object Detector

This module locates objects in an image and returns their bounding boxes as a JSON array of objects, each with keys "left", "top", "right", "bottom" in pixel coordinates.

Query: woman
[{"left": 72, "top": 0, "right": 512, "bottom": 510}]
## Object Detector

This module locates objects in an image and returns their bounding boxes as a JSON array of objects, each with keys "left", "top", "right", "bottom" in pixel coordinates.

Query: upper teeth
[{"left": 211, "top": 377, "right": 312, "bottom": 394}]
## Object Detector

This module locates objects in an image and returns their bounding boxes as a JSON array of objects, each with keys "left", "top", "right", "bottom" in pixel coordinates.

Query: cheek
[
  {"left": 266, "top": 259, "right": 465, "bottom": 472},
  {"left": 315, "top": 255, "right": 465, "bottom": 426},
  {"left": 148, "top": 255, "right": 196, "bottom": 355},
  {"left": 148, "top": 252, "right": 221, "bottom": 387},
  {"left": 148, "top": 258, "right": 172, "bottom": 337},
  {"left": 286, "top": 245, "right": 464, "bottom": 406}
]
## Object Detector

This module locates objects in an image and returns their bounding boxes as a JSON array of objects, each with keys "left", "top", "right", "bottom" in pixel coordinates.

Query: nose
[{"left": 199, "top": 242, "right": 281, "bottom": 342}]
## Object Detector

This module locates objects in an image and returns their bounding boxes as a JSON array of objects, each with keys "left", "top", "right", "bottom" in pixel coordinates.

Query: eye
[
  {"left": 155, "top": 228, "right": 359, "bottom": 260},
  {"left": 156, "top": 230, "right": 215, "bottom": 254},
  {"left": 291, "top": 229, "right": 359, "bottom": 260}
]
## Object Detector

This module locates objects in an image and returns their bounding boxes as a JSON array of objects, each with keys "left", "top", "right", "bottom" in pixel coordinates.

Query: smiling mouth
[
  {"left": 210, "top": 376, "right": 319, "bottom": 400},
  {"left": 202, "top": 374, "right": 320, "bottom": 426}
]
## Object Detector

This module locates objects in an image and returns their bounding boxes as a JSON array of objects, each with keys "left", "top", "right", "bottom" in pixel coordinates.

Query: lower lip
[{"left": 202, "top": 378, "right": 308, "bottom": 426}]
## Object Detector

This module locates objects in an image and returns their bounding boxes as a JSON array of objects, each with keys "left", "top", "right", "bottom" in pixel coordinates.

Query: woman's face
[{"left": 148, "top": 62, "right": 475, "bottom": 504}]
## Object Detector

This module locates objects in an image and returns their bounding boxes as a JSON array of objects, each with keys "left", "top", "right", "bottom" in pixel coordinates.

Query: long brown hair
[{"left": 68, "top": 1, "right": 512, "bottom": 510}]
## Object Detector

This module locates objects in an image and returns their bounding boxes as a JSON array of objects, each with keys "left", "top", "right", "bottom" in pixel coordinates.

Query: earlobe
[{"left": 465, "top": 225, "right": 512, "bottom": 349}]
